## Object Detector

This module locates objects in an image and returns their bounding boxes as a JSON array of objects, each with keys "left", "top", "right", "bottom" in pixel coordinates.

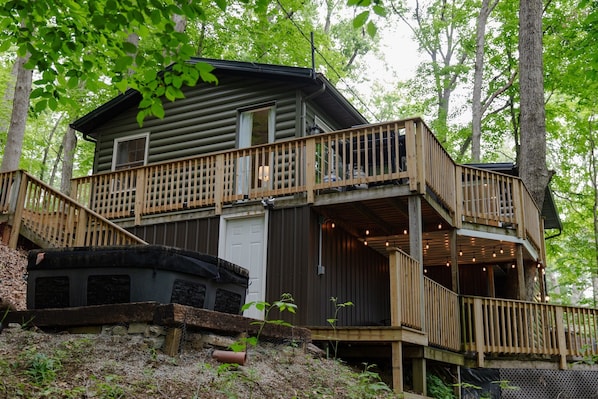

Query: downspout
[{"left": 302, "top": 82, "right": 326, "bottom": 136}]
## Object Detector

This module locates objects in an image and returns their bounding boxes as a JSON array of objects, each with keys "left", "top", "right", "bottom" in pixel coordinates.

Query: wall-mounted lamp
[{"left": 258, "top": 165, "right": 270, "bottom": 182}]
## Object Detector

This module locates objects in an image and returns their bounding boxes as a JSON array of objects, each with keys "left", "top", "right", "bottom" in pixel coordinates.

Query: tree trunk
[
  {"left": 40, "top": 113, "right": 64, "bottom": 181},
  {"left": 60, "top": 126, "right": 77, "bottom": 196},
  {"left": 472, "top": 0, "right": 499, "bottom": 162},
  {"left": 518, "top": 0, "right": 550, "bottom": 210},
  {"left": 1, "top": 55, "right": 32, "bottom": 173}
]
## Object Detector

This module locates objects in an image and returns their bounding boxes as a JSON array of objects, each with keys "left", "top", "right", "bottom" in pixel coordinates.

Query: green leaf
[
  {"left": 366, "top": 21, "right": 377, "bottom": 37},
  {"left": 372, "top": 5, "right": 386, "bottom": 17},
  {"left": 353, "top": 11, "right": 369, "bottom": 29},
  {"left": 213, "top": 0, "right": 227, "bottom": 11}
]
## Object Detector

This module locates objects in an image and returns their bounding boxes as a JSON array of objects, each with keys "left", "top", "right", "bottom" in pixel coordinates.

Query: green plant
[
  {"left": 347, "top": 363, "right": 392, "bottom": 398},
  {"left": 237, "top": 293, "right": 297, "bottom": 349},
  {"left": 427, "top": 374, "right": 456, "bottom": 399},
  {"left": 326, "top": 297, "right": 354, "bottom": 358},
  {"left": 92, "top": 374, "right": 126, "bottom": 399},
  {"left": 20, "top": 348, "right": 62, "bottom": 385}
]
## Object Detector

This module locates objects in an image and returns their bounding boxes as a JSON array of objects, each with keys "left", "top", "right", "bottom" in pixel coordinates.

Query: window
[
  {"left": 238, "top": 106, "right": 275, "bottom": 148},
  {"left": 112, "top": 134, "right": 149, "bottom": 171},
  {"left": 237, "top": 106, "right": 275, "bottom": 195}
]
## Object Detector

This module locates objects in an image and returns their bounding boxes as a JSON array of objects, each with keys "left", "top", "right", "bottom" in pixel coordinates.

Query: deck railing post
[
  {"left": 454, "top": 165, "right": 463, "bottom": 229},
  {"left": 305, "top": 138, "right": 316, "bottom": 203},
  {"left": 214, "top": 154, "right": 224, "bottom": 215},
  {"left": 473, "top": 297, "right": 486, "bottom": 367},
  {"left": 134, "top": 168, "right": 146, "bottom": 226},
  {"left": 415, "top": 121, "right": 426, "bottom": 194},
  {"left": 75, "top": 208, "right": 88, "bottom": 246},
  {"left": 8, "top": 171, "right": 28, "bottom": 249},
  {"left": 554, "top": 306, "right": 568, "bottom": 369},
  {"left": 387, "top": 247, "right": 403, "bottom": 327}
]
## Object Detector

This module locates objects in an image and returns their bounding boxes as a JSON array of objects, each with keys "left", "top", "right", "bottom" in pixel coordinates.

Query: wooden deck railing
[
  {"left": 425, "top": 277, "right": 461, "bottom": 351},
  {"left": 0, "top": 170, "right": 147, "bottom": 248},
  {"left": 70, "top": 118, "right": 542, "bottom": 246},
  {"left": 461, "top": 296, "right": 598, "bottom": 368}
]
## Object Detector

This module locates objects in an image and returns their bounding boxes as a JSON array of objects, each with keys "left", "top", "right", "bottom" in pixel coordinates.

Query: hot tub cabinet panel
[{"left": 26, "top": 246, "right": 249, "bottom": 314}]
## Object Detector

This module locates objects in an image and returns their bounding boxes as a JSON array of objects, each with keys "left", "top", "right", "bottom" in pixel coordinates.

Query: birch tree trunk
[
  {"left": 0, "top": 55, "right": 32, "bottom": 172},
  {"left": 60, "top": 126, "right": 77, "bottom": 196}
]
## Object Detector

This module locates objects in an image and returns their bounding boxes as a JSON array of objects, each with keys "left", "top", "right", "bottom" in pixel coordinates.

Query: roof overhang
[{"left": 70, "top": 58, "right": 368, "bottom": 141}]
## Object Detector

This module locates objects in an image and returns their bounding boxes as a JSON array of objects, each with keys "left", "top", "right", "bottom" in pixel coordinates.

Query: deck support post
[
  {"left": 412, "top": 357, "right": 427, "bottom": 396},
  {"left": 391, "top": 341, "right": 404, "bottom": 394}
]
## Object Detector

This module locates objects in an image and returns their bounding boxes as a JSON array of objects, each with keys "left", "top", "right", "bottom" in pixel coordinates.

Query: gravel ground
[{"left": 0, "top": 243, "right": 27, "bottom": 310}]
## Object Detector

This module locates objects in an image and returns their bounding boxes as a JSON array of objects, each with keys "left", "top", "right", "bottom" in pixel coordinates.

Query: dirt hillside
[{"left": 0, "top": 244, "right": 398, "bottom": 398}]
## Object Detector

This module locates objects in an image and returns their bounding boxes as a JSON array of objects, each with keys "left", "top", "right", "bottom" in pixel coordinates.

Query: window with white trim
[{"left": 112, "top": 133, "right": 149, "bottom": 171}]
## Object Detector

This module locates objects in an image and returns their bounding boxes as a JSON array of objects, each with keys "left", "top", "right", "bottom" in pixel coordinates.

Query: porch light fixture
[{"left": 258, "top": 165, "right": 270, "bottom": 182}]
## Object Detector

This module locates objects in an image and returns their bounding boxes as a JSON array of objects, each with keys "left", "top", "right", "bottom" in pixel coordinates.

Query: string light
[
  {"left": 385, "top": 239, "right": 389, "bottom": 247},
  {"left": 472, "top": 254, "right": 476, "bottom": 263},
  {"left": 438, "top": 223, "right": 442, "bottom": 229},
  {"left": 511, "top": 264, "right": 516, "bottom": 269},
  {"left": 365, "top": 229, "right": 370, "bottom": 236},
  {"left": 492, "top": 249, "right": 497, "bottom": 258},
  {"left": 403, "top": 229, "right": 408, "bottom": 235},
  {"left": 499, "top": 247, "right": 504, "bottom": 254},
  {"left": 459, "top": 247, "right": 463, "bottom": 256},
  {"left": 482, "top": 266, "right": 486, "bottom": 272},
  {"left": 446, "top": 259, "right": 450, "bottom": 267},
  {"left": 425, "top": 240, "right": 430, "bottom": 250},
  {"left": 331, "top": 222, "right": 335, "bottom": 229}
]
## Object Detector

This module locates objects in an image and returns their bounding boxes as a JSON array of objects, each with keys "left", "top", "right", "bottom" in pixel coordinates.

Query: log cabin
[{"left": 2, "top": 58, "right": 597, "bottom": 398}]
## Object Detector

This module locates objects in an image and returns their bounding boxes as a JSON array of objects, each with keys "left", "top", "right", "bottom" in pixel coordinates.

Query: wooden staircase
[{"left": 0, "top": 170, "right": 147, "bottom": 249}]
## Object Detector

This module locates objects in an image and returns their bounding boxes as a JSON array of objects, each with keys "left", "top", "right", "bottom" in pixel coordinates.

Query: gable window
[{"left": 112, "top": 133, "right": 149, "bottom": 171}]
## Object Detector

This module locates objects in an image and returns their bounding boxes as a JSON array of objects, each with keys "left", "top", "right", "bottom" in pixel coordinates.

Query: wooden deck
[{"left": 70, "top": 118, "right": 543, "bottom": 254}]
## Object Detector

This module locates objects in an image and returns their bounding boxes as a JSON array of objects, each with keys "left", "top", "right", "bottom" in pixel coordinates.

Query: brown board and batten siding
[
  {"left": 91, "top": 73, "right": 343, "bottom": 174},
  {"left": 267, "top": 206, "right": 390, "bottom": 327},
  {"left": 126, "top": 217, "right": 220, "bottom": 257}
]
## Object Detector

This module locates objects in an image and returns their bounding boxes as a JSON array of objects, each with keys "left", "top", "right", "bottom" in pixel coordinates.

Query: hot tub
[{"left": 26, "top": 245, "right": 249, "bottom": 314}]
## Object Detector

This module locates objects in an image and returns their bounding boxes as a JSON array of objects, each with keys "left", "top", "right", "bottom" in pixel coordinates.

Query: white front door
[{"left": 220, "top": 214, "right": 267, "bottom": 319}]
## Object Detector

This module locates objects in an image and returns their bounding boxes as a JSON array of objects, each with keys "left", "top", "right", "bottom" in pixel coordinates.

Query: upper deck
[{"left": 70, "top": 117, "right": 544, "bottom": 263}]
